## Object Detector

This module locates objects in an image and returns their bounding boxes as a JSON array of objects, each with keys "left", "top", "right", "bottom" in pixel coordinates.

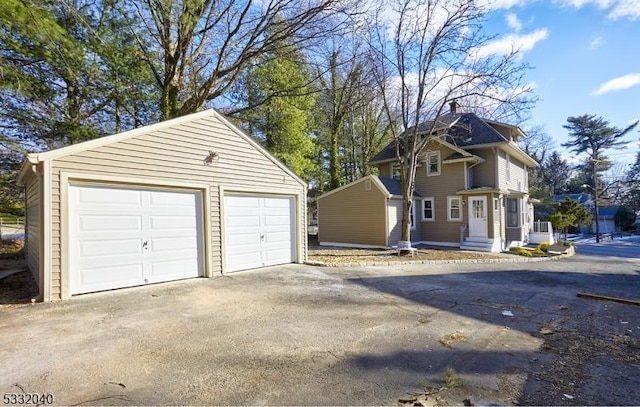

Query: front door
[{"left": 468, "top": 196, "right": 488, "bottom": 238}]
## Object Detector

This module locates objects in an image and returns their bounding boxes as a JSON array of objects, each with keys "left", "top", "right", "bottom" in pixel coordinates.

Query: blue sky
[{"left": 483, "top": 0, "right": 640, "bottom": 167}]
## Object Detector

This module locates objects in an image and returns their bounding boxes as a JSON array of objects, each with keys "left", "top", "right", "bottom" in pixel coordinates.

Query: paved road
[
  {"left": 1, "top": 246, "right": 638, "bottom": 406},
  {"left": 575, "top": 239, "right": 640, "bottom": 259}
]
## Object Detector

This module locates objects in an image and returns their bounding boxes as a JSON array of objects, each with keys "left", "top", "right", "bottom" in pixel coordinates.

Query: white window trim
[
  {"left": 422, "top": 197, "right": 435, "bottom": 221},
  {"left": 447, "top": 196, "right": 462, "bottom": 222},
  {"left": 426, "top": 151, "right": 441, "bottom": 177},
  {"left": 392, "top": 163, "right": 401, "bottom": 180}
]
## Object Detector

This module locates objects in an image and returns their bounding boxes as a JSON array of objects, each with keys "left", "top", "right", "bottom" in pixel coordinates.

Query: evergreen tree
[
  {"left": 237, "top": 48, "right": 317, "bottom": 179},
  {"left": 562, "top": 114, "right": 637, "bottom": 241}
]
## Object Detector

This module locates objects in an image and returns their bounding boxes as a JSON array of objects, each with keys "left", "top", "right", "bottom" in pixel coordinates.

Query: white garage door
[
  {"left": 69, "top": 184, "right": 203, "bottom": 295},
  {"left": 224, "top": 195, "right": 295, "bottom": 272}
]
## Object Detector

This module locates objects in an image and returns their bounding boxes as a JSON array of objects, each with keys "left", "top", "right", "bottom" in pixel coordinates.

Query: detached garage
[{"left": 17, "top": 109, "right": 307, "bottom": 302}]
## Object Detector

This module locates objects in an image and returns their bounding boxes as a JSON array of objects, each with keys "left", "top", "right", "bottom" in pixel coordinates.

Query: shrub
[
  {"left": 533, "top": 248, "right": 545, "bottom": 255},
  {"left": 538, "top": 242, "right": 550, "bottom": 252},
  {"left": 509, "top": 247, "right": 532, "bottom": 257}
]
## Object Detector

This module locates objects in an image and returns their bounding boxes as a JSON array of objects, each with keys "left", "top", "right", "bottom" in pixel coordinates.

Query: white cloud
[
  {"left": 591, "top": 73, "right": 640, "bottom": 95},
  {"left": 473, "top": 28, "right": 549, "bottom": 58},
  {"left": 561, "top": 0, "right": 640, "bottom": 20},
  {"left": 480, "top": 0, "right": 531, "bottom": 10},
  {"left": 506, "top": 13, "right": 523, "bottom": 31},
  {"left": 590, "top": 36, "right": 603, "bottom": 49}
]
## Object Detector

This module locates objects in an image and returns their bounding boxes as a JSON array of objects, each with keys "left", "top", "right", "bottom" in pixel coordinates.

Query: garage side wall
[
  {"left": 318, "top": 182, "right": 387, "bottom": 247},
  {"left": 24, "top": 172, "right": 41, "bottom": 287},
  {"left": 48, "top": 115, "right": 305, "bottom": 300}
]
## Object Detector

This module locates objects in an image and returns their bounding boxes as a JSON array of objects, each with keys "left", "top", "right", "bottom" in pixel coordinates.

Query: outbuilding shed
[
  {"left": 17, "top": 109, "right": 307, "bottom": 301},
  {"left": 317, "top": 175, "right": 420, "bottom": 248}
]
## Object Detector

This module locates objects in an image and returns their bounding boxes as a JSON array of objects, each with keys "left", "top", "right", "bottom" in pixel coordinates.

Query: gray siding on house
[
  {"left": 24, "top": 173, "right": 41, "bottom": 284},
  {"left": 467, "top": 148, "right": 496, "bottom": 188},
  {"left": 318, "top": 180, "right": 388, "bottom": 247},
  {"left": 48, "top": 115, "right": 305, "bottom": 300},
  {"left": 506, "top": 226, "right": 524, "bottom": 243},
  {"left": 414, "top": 142, "right": 466, "bottom": 244}
]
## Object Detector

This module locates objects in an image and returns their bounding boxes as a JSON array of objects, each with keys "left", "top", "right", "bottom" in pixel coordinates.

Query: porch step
[{"left": 460, "top": 237, "right": 494, "bottom": 252}]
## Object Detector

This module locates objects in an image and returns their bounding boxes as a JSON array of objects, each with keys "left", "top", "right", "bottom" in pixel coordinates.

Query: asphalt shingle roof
[
  {"left": 378, "top": 177, "right": 421, "bottom": 198},
  {"left": 369, "top": 112, "right": 512, "bottom": 163}
]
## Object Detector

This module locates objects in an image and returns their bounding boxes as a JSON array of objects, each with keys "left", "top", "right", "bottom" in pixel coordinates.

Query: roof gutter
[{"left": 16, "top": 154, "right": 41, "bottom": 186}]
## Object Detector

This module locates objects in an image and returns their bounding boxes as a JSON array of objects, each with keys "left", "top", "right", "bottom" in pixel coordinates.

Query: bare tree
[
  {"left": 366, "top": 0, "right": 534, "bottom": 250},
  {"left": 121, "top": 0, "right": 353, "bottom": 119}
]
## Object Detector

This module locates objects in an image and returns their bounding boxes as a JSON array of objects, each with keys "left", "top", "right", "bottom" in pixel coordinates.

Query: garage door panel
[
  {"left": 149, "top": 215, "right": 197, "bottom": 231},
  {"left": 225, "top": 214, "right": 260, "bottom": 228},
  {"left": 264, "top": 215, "right": 291, "bottom": 226},
  {"left": 75, "top": 263, "right": 144, "bottom": 292},
  {"left": 224, "top": 195, "right": 295, "bottom": 273},
  {"left": 151, "top": 236, "right": 198, "bottom": 252},
  {"left": 226, "top": 251, "right": 262, "bottom": 271},
  {"left": 149, "top": 190, "right": 197, "bottom": 207},
  {"left": 79, "top": 238, "right": 143, "bottom": 257},
  {"left": 76, "top": 188, "right": 142, "bottom": 207},
  {"left": 265, "top": 231, "right": 291, "bottom": 243},
  {"left": 226, "top": 196, "right": 260, "bottom": 208},
  {"left": 150, "top": 258, "right": 200, "bottom": 280},
  {"left": 78, "top": 215, "right": 143, "bottom": 232},
  {"left": 70, "top": 185, "right": 203, "bottom": 295}
]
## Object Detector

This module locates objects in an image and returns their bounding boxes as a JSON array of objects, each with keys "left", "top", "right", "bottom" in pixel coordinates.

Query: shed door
[
  {"left": 69, "top": 184, "right": 203, "bottom": 295},
  {"left": 224, "top": 195, "right": 295, "bottom": 272}
]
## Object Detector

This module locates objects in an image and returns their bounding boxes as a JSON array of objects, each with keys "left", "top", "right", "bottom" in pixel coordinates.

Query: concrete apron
[{"left": 0, "top": 264, "right": 544, "bottom": 405}]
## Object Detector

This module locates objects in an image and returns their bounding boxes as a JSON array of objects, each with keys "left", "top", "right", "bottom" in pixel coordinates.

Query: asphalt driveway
[{"left": 1, "top": 249, "right": 638, "bottom": 406}]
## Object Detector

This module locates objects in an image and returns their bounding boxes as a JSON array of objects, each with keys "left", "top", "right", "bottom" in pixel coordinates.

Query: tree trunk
[{"left": 593, "top": 160, "right": 601, "bottom": 243}]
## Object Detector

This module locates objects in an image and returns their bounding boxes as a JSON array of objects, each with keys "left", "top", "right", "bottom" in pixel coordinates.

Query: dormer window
[
  {"left": 426, "top": 151, "right": 440, "bottom": 176},
  {"left": 392, "top": 163, "right": 401, "bottom": 180}
]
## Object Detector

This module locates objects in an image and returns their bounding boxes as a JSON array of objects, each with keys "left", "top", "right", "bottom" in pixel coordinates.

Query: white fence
[
  {"left": 529, "top": 221, "right": 554, "bottom": 245},
  {"left": 0, "top": 217, "right": 25, "bottom": 240}
]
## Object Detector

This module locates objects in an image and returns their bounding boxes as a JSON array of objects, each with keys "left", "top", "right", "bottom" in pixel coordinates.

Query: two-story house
[{"left": 316, "top": 102, "right": 540, "bottom": 252}]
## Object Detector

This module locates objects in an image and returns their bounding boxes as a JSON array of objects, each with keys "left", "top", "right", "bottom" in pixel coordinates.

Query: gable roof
[
  {"left": 17, "top": 109, "right": 307, "bottom": 187},
  {"left": 317, "top": 175, "right": 420, "bottom": 201},
  {"left": 378, "top": 177, "right": 421, "bottom": 198},
  {"left": 369, "top": 112, "right": 536, "bottom": 167}
]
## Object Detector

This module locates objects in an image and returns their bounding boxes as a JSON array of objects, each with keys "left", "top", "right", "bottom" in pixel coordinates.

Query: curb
[{"left": 306, "top": 251, "right": 574, "bottom": 268}]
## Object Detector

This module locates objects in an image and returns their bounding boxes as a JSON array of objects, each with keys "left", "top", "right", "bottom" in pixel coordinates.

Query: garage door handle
[
  {"left": 260, "top": 233, "right": 265, "bottom": 241},
  {"left": 143, "top": 241, "right": 148, "bottom": 250}
]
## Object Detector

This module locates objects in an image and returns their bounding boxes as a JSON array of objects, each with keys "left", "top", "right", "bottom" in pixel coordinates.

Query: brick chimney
[{"left": 449, "top": 100, "right": 461, "bottom": 114}]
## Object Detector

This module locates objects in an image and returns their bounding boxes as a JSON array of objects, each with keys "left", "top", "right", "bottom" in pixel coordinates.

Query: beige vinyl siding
[
  {"left": 467, "top": 148, "right": 496, "bottom": 188},
  {"left": 24, "top": 173, "right": 41, "bottom": 285},
  {"left": 375, "top": 162, "right": 393, "bottom": 178},
  {"left": 48, "top": 115, "right": 304, "bottom": 300},
  {"left": 414, "top": 142, "right": 466, "bottom": 244},
  {"left": 509, "top": 157, "right": 527, "bottom": 191},
  {"left": 318, "top": 182, "right": 387, "bottom": 246}
]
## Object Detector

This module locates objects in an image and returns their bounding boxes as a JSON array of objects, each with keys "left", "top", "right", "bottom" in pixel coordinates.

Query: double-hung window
[
  {"left": 506, "top": 198, "right": 519, "bottom": 227},
  {"left": 426, "top": 151, "right": 440, "bottom": 176},
  {"left": 422, "top": 198, "right": 434, "bottom": 221},
  {"left": 448, "top": 196, "right": 462, "bottom": 221}
]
